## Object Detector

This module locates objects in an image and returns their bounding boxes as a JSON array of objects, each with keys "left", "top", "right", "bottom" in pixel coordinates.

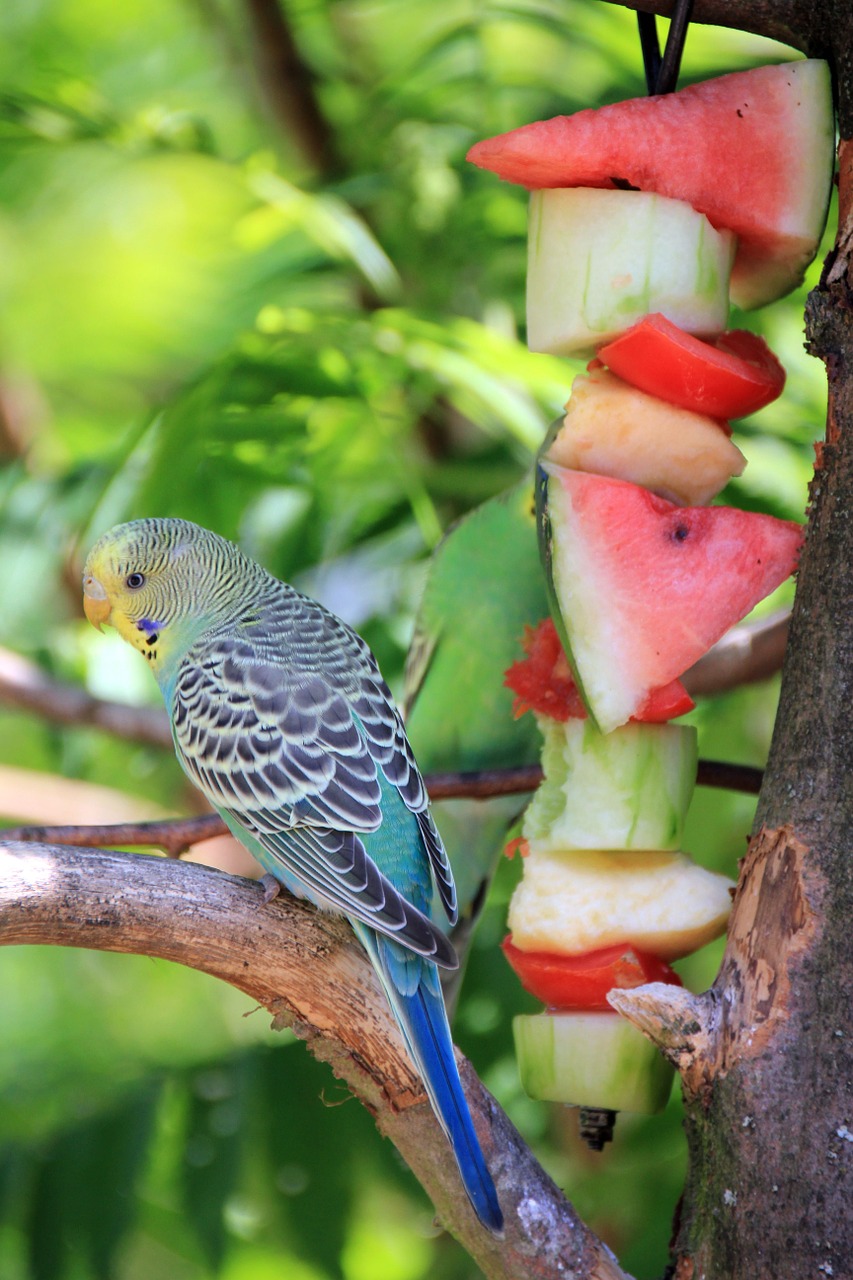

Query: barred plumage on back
[{"left": 82, "top": 516, "right": 503, "bottom": 1233}]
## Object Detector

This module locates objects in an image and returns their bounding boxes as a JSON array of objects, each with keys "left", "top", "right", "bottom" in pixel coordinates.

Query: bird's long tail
[{"left": 355, "top": 924, "right": 503, "bottom": 1234}]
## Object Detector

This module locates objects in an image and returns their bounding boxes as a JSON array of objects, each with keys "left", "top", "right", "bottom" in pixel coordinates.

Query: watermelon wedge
[
  {"left": 537, "top": 463, "right": 803, "bottom": 732},
  {"left": 468, "top": 60, "right": 834, "bottom": 309}
]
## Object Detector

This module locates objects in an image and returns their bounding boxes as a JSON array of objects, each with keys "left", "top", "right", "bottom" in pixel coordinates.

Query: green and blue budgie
[{"left": 82, "top": 517, "right": 503, "bottom": 1234}]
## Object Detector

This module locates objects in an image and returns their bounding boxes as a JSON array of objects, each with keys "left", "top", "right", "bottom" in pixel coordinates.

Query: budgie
[{"left": 82, "top": 517, "right": 503, "bottom": 1234}]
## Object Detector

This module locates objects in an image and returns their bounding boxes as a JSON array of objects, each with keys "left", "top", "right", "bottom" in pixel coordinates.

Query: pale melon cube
[
  {"left": 527, "top": 188, "right": 735, "bottom": 358},
  {"left": 508, "top": 847, "right": 733, "bottom": 960},
  {"left": 547, "top": 368, "right": 746, "bottom": 506}
]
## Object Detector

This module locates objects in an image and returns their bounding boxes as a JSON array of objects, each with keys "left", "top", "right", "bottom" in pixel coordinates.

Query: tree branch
[
  {"left": 0, "top": 757, "right": 762, "bottom": 857},
  {"left": 682, "top": 609, "right": 790, "bottom": 699},
  {"left": 596, "top": 0, "right": 827, "bottom": 55},
  {"left": 0, "top": 647, "right": 172, "bottom": 748},
  {"left": 0, "top": 840, "right": 630, "bottom": 1280},
  {"left": 644, "top": 7, "right": 853, "bottom": 1273},
  {"left": 0, "top": 617, "right": 786, "bottom": 758},
  {"left": 242, "top": 0, "right": 342, "bottom": 175}
]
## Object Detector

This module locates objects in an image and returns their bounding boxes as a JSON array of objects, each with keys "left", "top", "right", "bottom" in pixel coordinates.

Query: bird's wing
[
  {"left": 169, "top": 596, "right": 456, "bottom": 958},
  {"left": 242, "top": 816, "right": 456, "bottom": 967}
]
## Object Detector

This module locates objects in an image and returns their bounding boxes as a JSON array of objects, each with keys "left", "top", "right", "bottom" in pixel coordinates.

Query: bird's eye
[{"left": 125, "top": 572, "right": 146, "bottom": 590}]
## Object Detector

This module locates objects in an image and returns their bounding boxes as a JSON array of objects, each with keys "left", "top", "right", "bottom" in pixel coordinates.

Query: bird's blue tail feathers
[{"left": 355, "top": 925, "right": 503, "bottom": 1234}]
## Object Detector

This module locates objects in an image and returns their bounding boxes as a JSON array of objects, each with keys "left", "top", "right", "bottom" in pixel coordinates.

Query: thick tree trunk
[{"left": 615, "top": 6, "right": 853, "bottom": 1276}]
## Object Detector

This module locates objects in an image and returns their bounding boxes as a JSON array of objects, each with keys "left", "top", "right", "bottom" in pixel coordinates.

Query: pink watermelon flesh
[
  {"left": 468, "top": 60, "right": 834, "bottom": 308},
  {"left": 543, "top": 463, "right": 803, "bottom": 731}
]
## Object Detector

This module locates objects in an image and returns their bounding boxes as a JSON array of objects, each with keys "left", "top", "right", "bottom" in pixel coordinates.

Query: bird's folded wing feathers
[
  {"left": 170, "top": 607, "right": 457, "bottom": 940},
  {"left": 231, "top": 815, "right": 457, "bottom": 967}
]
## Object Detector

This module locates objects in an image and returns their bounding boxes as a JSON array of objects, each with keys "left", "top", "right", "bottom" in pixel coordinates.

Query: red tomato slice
[
  {"left": 504, "top": 617, "right": 694, "bottom": 723},
  {"left": 502, "top": 934, "right": 682, "bottom": 1011},
  {"left": 598, "top": 313, "right": 785, "bottom": 420}
]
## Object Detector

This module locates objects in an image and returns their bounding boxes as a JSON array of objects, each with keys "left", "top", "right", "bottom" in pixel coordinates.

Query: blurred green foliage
[{"left": 0, "top": 1, "right": 829, "bottom": 1277}]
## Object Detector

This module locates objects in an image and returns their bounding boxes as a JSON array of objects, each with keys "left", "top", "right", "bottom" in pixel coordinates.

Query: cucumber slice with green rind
[
  {"left": 523, "top": 719, "right": 697, "bottom": 851},
  {"left": 514, "top": 1011, "right": 674, "bottom": 1110},
  {"left": 526, "top": 188, "right": 735, "bottom": 358}
]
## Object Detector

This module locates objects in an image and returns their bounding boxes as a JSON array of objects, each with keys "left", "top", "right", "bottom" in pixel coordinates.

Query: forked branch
[{"left": 0, "top": 839, "right": 630, "bottom": 1280}]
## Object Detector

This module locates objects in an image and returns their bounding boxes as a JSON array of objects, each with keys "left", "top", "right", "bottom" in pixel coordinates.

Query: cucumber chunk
[
  {"left": 526, "top": 188, "right": 735, "bottom": 358},
  {"left": 523, "top": 718, "right": 697, "bottom": 851},
  {"left": 513, "top": 1011, "right": 674, "bottom": 1111}
]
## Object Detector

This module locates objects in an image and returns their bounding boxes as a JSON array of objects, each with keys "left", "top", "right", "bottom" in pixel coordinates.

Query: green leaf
[
  {"left": 405, "top": 476, "right": 548, "bottom": 773},
  {"left": 23, "top": 1084, "right": 160, "bottom": 1280},
  {"left": 248, "top": 169, "right": 401, "bottom": 303},
  {"left": 78, "top": 1084, "right": 162, "bottom": 1280},
  {"left": 253, "top": 1044, "right": 352, "bottom": 1279},
  {"left": 180, "top": 1060, "right": 249, "bottom": 1270}
]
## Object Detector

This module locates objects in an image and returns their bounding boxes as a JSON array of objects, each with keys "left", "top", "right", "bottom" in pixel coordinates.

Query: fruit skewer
[{"left": 467, "top": 58, "right": 833, "bottom": 1125}]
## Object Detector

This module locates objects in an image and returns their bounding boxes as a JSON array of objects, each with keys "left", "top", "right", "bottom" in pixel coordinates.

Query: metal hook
[{"left": 637, "top": 0, "right": 694, "bottom": 96}]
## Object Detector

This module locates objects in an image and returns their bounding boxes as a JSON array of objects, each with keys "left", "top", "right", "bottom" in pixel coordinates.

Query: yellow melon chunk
[
  {"left": 507, "top": 847, "right": 733, "bottom": 960},
  {"left": 547, "top": 368, "right": 746, "bottom": 506}
]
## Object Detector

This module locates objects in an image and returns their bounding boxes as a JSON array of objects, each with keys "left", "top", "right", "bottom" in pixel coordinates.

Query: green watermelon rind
[{"left": 535, "top": 459, "right": 627, "bottom": 731}]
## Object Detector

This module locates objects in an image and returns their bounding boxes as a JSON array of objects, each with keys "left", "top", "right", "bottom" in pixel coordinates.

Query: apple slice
[{"left": 507, "top": 847, "right": 734, "bottom": 960}]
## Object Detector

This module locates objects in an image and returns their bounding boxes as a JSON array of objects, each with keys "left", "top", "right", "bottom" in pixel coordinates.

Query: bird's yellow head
[{"left": 82, "top": 517, "right": 256, "bottom": 673}]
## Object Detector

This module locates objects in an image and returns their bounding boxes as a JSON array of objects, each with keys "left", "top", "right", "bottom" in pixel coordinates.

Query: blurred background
[{"left": 0, "top": 1, "right": 829, "bottom": 1277}]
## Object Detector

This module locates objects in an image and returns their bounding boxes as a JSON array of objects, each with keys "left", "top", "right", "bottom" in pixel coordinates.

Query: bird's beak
[{"left": 83, "top": 576, "right": 111, "bottom": 631}]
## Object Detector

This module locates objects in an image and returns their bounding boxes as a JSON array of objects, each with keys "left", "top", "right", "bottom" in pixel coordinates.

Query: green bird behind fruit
[{"left": 403, "top": 479, "right": 550, "bottom": 947}]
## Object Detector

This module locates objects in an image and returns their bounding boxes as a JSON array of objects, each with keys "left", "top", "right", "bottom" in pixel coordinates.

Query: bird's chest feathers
[
  {"left": 114, "top": 613, "right": 196, "bottom": 692},
  {"left": 111, "top": 613, "right": 166, "bottom": 665}
]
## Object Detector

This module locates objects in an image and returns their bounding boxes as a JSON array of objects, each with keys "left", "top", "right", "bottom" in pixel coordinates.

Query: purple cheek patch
[{"left": 136, "top": 618, "right": 163, "bottom": 637}]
